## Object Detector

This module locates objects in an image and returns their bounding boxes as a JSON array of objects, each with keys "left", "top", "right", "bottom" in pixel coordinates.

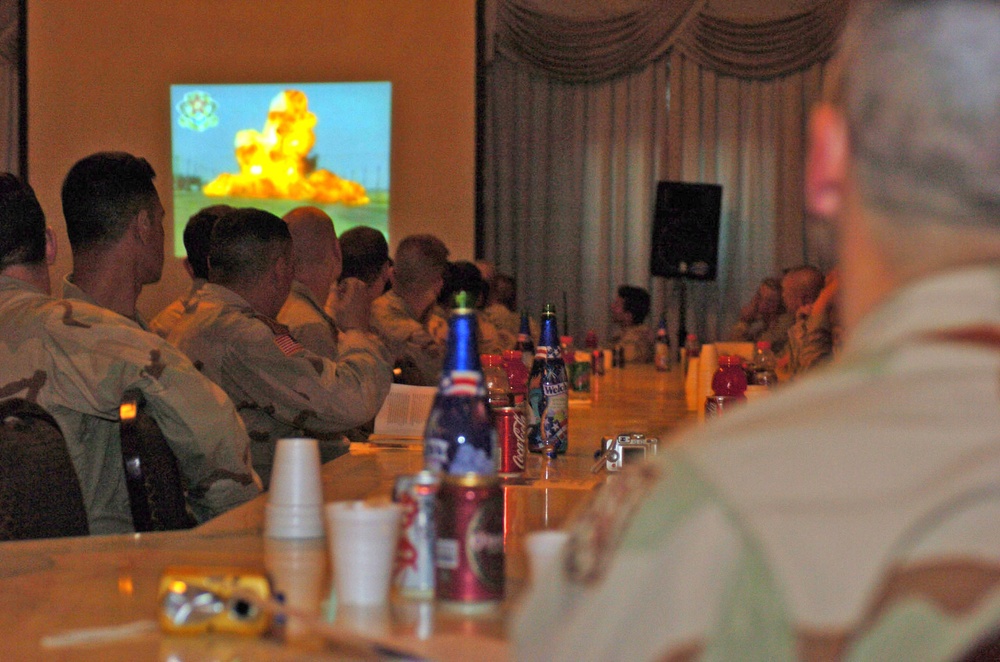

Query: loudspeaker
[{"left": 649, "top": 181, "right": 722, "bottom": 281}]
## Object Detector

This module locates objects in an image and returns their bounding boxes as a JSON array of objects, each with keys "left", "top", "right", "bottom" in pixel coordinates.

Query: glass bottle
[
  {"left": 526, "top": 303, "right": 569, "bottom": 457},
  {"left": 514, "top": 311, "right": 535, "bottom": 369},
  {"left": 423, "top": 292, "right": 497, "bottom": 475}
]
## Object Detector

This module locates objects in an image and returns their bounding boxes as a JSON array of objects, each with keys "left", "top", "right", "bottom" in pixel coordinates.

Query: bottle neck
[
  {"left": 538, "top": 313, "right": 559, "bottom": 349},
  {"left": 443, "top": 310, "right": 482, "bottom": 374}
]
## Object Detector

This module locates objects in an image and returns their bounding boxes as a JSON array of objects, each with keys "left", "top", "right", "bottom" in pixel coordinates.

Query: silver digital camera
[{"left": 602, "top": 433, "right": 658, "bottom": 472}]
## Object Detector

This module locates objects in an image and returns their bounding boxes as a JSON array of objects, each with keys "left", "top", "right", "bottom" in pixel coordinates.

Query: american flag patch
[{"left": 274, "top": 334, "right": 304, "bottom": 356}]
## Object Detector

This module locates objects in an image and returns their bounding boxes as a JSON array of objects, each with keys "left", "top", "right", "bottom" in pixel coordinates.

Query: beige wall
[{"left": 27, "top": 1, "right": 476, "bottom": 319}]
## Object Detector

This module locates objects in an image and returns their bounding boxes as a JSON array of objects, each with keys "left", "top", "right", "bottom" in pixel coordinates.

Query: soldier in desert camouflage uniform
[
  {"left": 609, "top": 285, "right": 655, "bottom": 364},
  {"left": 0, "top": 173, "right": 259, "bottom": 534},
  {"left": 150, "top": 205, "right": 233, "bottom": 338},
  {"left": 371, "top": 234, "right": 451, "bottom": 386},
  {"left": 168, "top": 208, "right": 392, "bottom": 487}
]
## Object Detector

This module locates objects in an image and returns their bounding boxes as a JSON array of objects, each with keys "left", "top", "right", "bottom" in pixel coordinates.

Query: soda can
[
  {"left": 393, "top": 470, "right": 440, "bottom": 598},
  {"left": 435, "top": 473, "right": 504, "bottom": 608},
  {"left": 704, "top": 395, "right": 745, "bottom": 419},
  {"left": 494, "top": 405, "right": 526, "bottom": 477}
]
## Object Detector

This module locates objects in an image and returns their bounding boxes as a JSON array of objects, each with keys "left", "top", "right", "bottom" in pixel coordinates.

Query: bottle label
[{"left": 439, "top": 370, "right": 485, "bottom": 397}]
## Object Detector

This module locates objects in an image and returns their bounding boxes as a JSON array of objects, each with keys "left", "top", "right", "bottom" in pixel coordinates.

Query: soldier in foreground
[{"left": 0, "top": 173, "right": 259, "bottom": 534}]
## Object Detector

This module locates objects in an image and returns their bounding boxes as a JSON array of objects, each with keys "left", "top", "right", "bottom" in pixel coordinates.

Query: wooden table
[{"left": 0, "top": 364, "right": 694, "bottom": 660}]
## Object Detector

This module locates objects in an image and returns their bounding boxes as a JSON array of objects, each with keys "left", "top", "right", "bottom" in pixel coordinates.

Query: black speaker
[{"left": 649, "top": 181, "right": 722, "bottom": 280}]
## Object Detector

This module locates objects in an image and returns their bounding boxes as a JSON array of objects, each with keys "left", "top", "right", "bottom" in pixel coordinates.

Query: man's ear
[
  {"left": 805, "top": 103, "right": 849, "bottom": 220},
  {"left": 44, "top": 227, "right": 58, "bottom": 265}
]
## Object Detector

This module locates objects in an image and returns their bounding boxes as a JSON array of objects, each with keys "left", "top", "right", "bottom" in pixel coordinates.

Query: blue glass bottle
[
  {"left": 423, "top": 292, "right": 497, "bottom": 475},
  {"left": 514, "top": 311, "right": 535, "bottom": 369},
  {"left": 527, "top": 303, "right": 569, "bottom": 456}
]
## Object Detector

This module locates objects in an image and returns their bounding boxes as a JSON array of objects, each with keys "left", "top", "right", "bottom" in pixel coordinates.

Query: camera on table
[{"left": 602, "top": 433, "right": 658, "bottom": 472}]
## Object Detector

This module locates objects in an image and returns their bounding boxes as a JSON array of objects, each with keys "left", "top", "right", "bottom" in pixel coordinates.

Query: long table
[{"left": 0, "top": 364, "right": 694, "bottom": 660}]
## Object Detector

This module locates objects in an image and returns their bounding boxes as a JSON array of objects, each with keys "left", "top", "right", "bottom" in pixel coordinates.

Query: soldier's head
[
  {"left": 439, "top": 260, "right": 488, "bottom": 310},
  {"left": 282, "top": 206, "right": 340, "bottom": 302},
  {"left": 183, "top": 205, "right": 233, "bottom": 281},
  {"left": 339, "top": 225, "right": 392, "bottom": 297},
  {"left": 490, "top": 272, "right": 517, "bottom": 311},
  {"left": 780, "top": 265, "right": 825, "bottom": 313},
  {"left": 391, "top": 234, "right": 450, "bottom": 302},
  {"left": 612, "top": 285, "right": 650, "bottom": 326},
  {"left": 0, "top": 174, "right": 47, "bottom": 271},
  {"left": 807, "top": 0, "right": 1000, "bottom": 329},
  {"left": 209, "top": 208, "right": 294, "bottom": 318},
  {"left": 61, "top": 152, "right": 164, "bottom": 286}
]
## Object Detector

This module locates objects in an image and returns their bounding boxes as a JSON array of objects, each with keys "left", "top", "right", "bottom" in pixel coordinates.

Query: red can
[
  {"left": 435, "top": 473, "right": 505, "bottom": 607},
  {"left": 493, "top": 405, "right": 526, "bottom": 477}
]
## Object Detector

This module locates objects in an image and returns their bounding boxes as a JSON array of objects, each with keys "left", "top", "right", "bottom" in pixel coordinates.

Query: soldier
[
  {"left": 59, "top": 152, "right": 165, "bottom": 328},
  {"left": 149, "top": 205, "right": 233, "bottom": 339},
  {"left": 0, "top": 173, "right": 259, "bottom": 534},
  {"left": 337, "top": 225, "right": 393, "bottom": 305},
  {"left": 370, "top": 233, "right": 450, "bottom": 386},
  {"left": 609, "top": 285, "right": 655, "bottom": 363},
  {"left": 279, "top": 207, "right": 389, "bottom": 442},
  {"left": 167, "top": 208, "right": 392, "bottom": 487}
]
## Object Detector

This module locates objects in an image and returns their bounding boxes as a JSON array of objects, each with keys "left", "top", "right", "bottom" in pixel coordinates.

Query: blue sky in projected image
[{"left": 171, "top": 82, "right": 392, "bottom": 190}]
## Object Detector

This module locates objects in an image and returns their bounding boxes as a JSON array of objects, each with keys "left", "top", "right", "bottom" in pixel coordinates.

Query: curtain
[
  {"left": 482, "top": 0, "right": 844, "bottom": 347},
  {"left": 0, "top": 0, "right": 19, "bottom": 175}
]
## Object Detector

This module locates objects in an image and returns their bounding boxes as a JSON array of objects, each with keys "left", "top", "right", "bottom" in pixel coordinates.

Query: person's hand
[{"left": 335, "top": 277, "right": 372, "bottom": 332}]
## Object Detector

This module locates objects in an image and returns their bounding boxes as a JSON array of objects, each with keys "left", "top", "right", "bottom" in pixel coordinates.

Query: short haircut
[
  {"left": 0, "top": 173, "right": 47, "bottom": 270},
  {"left": 439, "top": 260, "right": 487, "bottom": 308},
  {"left": 184, "top": 205, "right": 233, "bottom": 279},
  {"left": 208, "top": 208, "right": 292, "bottom": 286},
  {"left": 617, "top": 285, "right": 651, "bottom": 325},
  {"left": 840, "top": 0, "right": 1000, "bottom": 227},
  {"left": 392, "top": 234, "right": 449, "bottom": 294},
  {"left": 61, "top": 152, "right": 158, "bottom": 251},
  {"left": 492, "top": 272, "right": 517, "bottom": 310},
  {"left": 340, "top": 226, "right": 391, "bottom": 285}
]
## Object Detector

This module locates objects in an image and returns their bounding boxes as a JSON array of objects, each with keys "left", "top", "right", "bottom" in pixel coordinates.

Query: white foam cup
[
  {"left": 326, "top": 501, "right": 403, "bottom": 606},
  {"left": 266, "top": 438, "right": 324, "bottom": 539},
  {"left": 525, "top": 529, "right": 571, "bottom": 584}
]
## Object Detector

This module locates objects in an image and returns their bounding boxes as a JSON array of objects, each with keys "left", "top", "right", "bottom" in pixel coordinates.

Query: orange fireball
[{"left": 204, "top": 90, "right": 369, "bottom": 205}]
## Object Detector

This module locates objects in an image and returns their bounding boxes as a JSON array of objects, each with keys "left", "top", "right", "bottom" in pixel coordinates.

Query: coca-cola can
[
  {"left": 393, "top": 470, "right": 439, "bottom": 598},
  {"left": 435, "top": 473, "right": 505, "bottom": 608},
  {"left": 494, "top": 405, "right": 526, "bottom": 477}
]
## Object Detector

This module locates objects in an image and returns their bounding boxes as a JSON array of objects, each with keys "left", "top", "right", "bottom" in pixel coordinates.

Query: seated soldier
[
  {"left": 436, "top": 260, "right": 514, "bottom": 354},
  {"left": 609, "top": 285, "right": 655, "bottom": 363},
  {"left": 728, "top": 276, "right": 786, "bottom": 345},
  {"left": 0, "top": 173, "right": 258, "bottom": 534},
  {"left": 149, "top": 204, "right": 232, "bottom": 338},
  {"left": 337, "top": 225, "right": 393, "bottom": 305},
  {"left": 166, "top": 208, "right": 392, "bottom": 487},
  {"left": 370, "top": 234, "right": 450, "bottom": 386}
]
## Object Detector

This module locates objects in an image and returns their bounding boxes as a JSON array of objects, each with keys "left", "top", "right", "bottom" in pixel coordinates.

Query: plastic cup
[
  {"left": 524, "top": 529, "right": 570, "bottom": 584},
  {"left": 266, "top": 438, "right": 324, "bottom": 539},
  {"left": 326, "top": 501, "right": 403, "bottom": 606}
]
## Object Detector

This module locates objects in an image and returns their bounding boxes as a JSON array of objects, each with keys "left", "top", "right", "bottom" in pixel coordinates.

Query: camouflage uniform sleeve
[
  {"left": 224, "top": 316, "right": 393, "bottom": 433},
  {"left": 372, "top": 300, "right": 446, "bottom": 387},
  {"left": 44, "top": 305, "right": 260, "bottom": 523}
]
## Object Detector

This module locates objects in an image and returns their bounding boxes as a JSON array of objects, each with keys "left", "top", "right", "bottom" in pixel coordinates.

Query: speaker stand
[{"left": 675, "top": 277, "right": 688, "bottom": 353}]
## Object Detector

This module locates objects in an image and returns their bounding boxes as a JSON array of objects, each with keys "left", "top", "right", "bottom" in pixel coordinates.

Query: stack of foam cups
[
  {"left": 696, "top": 344, "right": 719, "bottom": 423},
  {"left": 265, "top": 437, "right": 326, "bottom": 540},
  {"left": 685, "top": 355, "right": 701, "bottom": 412}
]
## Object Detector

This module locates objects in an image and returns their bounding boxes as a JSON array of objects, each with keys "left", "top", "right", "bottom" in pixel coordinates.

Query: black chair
[
  {"left": 0, "top": 398, "right": 89, "bottom": 540},
  {"left": 119, "top": 389, "right": 196, "bottom": 532}
]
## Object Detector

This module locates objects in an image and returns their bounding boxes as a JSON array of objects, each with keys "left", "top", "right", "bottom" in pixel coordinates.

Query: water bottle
[
  {"left": 526, "top": 303, "right": 569, "bottom": 457},
  {"left": 750, "top": 340, "right": 779, "bottom": 387},
  {"left": 423, "top": 292, "right": 497, "bottom": 475}
]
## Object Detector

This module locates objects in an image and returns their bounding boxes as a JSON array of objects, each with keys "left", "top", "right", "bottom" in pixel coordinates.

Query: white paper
[{"left": 372, "top": 384, "right": 437, "bottom": 438}]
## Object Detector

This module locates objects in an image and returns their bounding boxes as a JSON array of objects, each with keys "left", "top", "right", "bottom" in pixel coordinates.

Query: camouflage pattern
[
  {"left": 0, "top": 275, "right": 259, "bottom": 535},
  {"left": 61, "top": 273, "right": 150, "bottom": 331},
  {"left": 167, "top": 283, "right": 392, "bottom": 487},
  {"left": 277, "top": 280, "right": 338, "bottom": 359},
  {"left": 481, "top": 302, "right": 519, "bottom": 339},
  {"left": 610, "top": 323, "right": 655, "bottom": 364},
  {"left": 371, "top": 290, "right": 447, "bottom": 386},
  {"left": 149, "top": 278, "right": 206, "bottom": 339},
  {"left": 430, "top": 302, "right": 513, "bottom": 356}
]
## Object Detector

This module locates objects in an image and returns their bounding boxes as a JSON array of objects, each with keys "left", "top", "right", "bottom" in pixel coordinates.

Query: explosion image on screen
[
  {"left": 203, "top": 90, "right": 369, "bottom": 206},
  {"left": 171, "top": 82, "right": 391, "bottom": 257}
]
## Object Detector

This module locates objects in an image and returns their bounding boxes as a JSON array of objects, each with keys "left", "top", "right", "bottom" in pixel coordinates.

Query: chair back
[
  {"left": 120, "top": 389, "right": 196, "bottom": 531},
  {"left": 0, "top": 398, "right": 89, "bottom": 540}
]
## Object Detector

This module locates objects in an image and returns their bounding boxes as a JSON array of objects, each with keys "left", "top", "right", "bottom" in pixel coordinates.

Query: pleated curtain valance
[{"left": 486, "top": 0, "right": 849, "bottom": 82}]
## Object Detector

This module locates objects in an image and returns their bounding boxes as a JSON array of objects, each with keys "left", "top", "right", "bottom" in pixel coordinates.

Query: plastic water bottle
[{"left": 750, "top": 340, "right": 779, "bottom": 387}]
